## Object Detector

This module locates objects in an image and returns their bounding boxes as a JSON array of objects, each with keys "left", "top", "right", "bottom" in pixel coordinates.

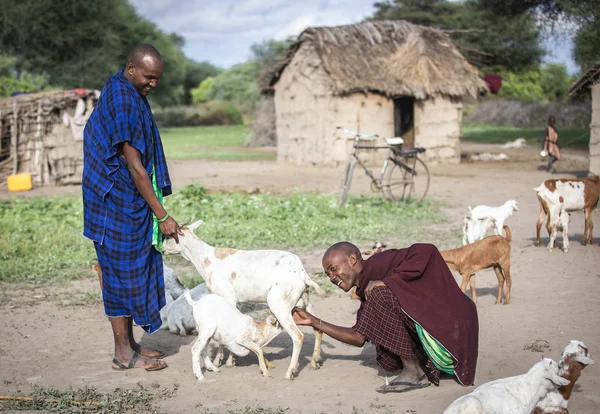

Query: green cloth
[
  {"left": 151, "top": 165, "right": 164, "bottom": 252},
  {"left": 150, "top": 130, "right": 164, "bottom": 253},
  {"left": 415, "top": 322, "right": 455, "bottom": 375}
]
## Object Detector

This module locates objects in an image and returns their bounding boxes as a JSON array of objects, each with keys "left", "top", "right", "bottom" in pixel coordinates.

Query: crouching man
[{"left": 292, "top": 242, "right": 478, "bottom": 393}]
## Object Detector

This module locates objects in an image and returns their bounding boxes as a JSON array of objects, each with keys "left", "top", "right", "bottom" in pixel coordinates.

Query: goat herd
[
  {"left": 103, "top": 175, "right": 598, "bottom": 413},
  {"left": 439, "top": 174, "right": 598, "bottom": 412}
]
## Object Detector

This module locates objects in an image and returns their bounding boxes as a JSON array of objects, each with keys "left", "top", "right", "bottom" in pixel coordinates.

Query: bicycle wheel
[
  {"left": 339, "top": 158, "right": 356, "bottom": 207},
  {"left": 383, "top": 156, "right": 430, "bottom": 204}
]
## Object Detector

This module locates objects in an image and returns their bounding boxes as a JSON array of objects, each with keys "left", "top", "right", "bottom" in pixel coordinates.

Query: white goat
[
  {"left": 163, "top": 265, "right": 185, "bottom": 303},
  {"left": 534, "top": 176, "right": 600, "bottom": 252},
  {"left": 160, "top": 283, "right": 209, "bottom": 336},
  {"left": 462, "top": 216, "right": 497, "bottom": 245},
  {"left": 184, "top": 291, "right": 282, "bottom": 381},
  {"left": 444, "top": 358, "right": 570, "bottom": 414},
  {"left": 466, "top": 199, "right": 519, "bottom": 239},
  {"left": 534, "top": 340, "right": 594, "bottom": 414},
  {"left": 163, "top": 220, "right": 325, "bottom": 380}
]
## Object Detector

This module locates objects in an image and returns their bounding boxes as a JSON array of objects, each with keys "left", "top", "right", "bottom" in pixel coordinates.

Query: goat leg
[{"left": 492, "top": 265, "right": 505, "bottom": 305}]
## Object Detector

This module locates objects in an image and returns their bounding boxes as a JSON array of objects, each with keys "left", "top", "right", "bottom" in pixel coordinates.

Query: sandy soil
[{"left": 1, "top": 143, "right": 599, "bottom": 413}]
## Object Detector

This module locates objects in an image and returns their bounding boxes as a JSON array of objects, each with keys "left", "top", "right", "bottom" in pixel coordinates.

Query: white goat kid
[
  {"left": 444, "top": 358, "right": 569, "bottom": 414},
  {"left": 160, "top": 283, "right": 209, "bottom": 336},
  {"left": 163, "top": 220, "right": 325, "bottom": 380},
  {"left": 185, "top": 291, "right": 282, "bottom": 381},
  {"left": 462, "top": 216, "right": 497, "bottom": 245},
  {"left": 163, "top": 265, "right": 185, "bottom": 303},
  {"left": 534, "top": 340, "right": 594, "bottom": 414},
  {"left": 467, "top": 199, "right": 518, "bottom": 238}
]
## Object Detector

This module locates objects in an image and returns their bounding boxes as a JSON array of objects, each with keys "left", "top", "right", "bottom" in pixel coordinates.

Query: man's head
[
  {"left": 124, "top": 44, "right": 163, "bottom": 96},
  {"left": 322, "top": 242, "right": 363, "bottom": 292},
  {"left": 548, "top": 115, "right": 556, "bottom": 127}
]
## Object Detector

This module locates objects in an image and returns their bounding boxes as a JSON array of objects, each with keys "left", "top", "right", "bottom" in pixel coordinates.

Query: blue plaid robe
[{"left": 82, "top": 69, "right": 172, "bottom": 334}]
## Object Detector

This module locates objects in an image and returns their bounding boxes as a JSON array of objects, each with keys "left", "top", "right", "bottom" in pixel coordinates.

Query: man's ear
[
  {"left": 349, "top": 254, "right": 357, "bottom": 266},
  {"left": 126, "top": 61, "right": 134, "bottom": 76}
]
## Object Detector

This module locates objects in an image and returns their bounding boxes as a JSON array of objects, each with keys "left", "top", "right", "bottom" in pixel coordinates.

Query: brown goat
[
  {"left": 535, "top": 175, "right": 600, "bottom": 248},
  {"left": 440, "top": 225, "right": 512, "bottom": 305}
]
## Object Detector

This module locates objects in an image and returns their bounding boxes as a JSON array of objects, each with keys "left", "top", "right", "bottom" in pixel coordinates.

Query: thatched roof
[
  {"left": 266, "top": 20, "right": 488, "bottom": 100},
  {"left": 0, "top": 89, "right": 99, "bottom": 116},
  {"left": 569, "top": 63, "right": 600, "bottom": 96}
]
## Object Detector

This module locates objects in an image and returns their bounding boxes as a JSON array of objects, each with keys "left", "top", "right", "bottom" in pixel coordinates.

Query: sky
[{"left": 130, "top": 0, "right": 579, "bottom": 74}]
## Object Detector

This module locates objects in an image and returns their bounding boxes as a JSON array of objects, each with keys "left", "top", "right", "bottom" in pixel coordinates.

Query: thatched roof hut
[
  {"left": 264, "top": 20, "right": 488, "bottom": 166},
  {"left": 0, "top": 89, "right": 99, "bottom": 188},
  {"left": 569, "top": 64, "right": 600, "bottom": 175}
]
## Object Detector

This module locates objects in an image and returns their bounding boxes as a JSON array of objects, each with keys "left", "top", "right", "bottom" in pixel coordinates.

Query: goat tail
[
  {"left": 304, "top": 274, "right": 326, "bottom": 298},
  {"left": 503, "top": 225, "right": 512, "bottom": 242},
  {"left": 183, "top": 288, "right": 195, "bottom": 306}
]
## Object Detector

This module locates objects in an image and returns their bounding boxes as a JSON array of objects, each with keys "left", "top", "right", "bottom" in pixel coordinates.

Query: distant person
[
  {"left": 542, "top": 116, "right": 561, "bottom": 172},
  {"left": 292, "top": 242, "right": 479, "bottom": 393},
  {"left": 82, "top": 44, "right": 182, "bottom": 371}
]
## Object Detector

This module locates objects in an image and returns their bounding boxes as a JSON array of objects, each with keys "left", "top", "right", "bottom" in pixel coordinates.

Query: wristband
[{"left": 158, "top": 213, "right": 170, "bottom": 223}]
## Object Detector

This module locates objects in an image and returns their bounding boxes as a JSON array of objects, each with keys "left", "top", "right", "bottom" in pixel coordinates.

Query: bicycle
[{"left": 337, "top": 126, "right": 430, "bottom": 207}]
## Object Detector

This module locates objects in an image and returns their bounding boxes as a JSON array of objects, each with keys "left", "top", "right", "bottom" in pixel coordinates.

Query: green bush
[
  {"left": 497, "top": 71, "right": 545, "bottom": 101},
  {"left": 190, "top": 76, "right": 215, "bottom": 104},
  {"left": 153, "top": 102, "right": 243, "bottom": 127}
]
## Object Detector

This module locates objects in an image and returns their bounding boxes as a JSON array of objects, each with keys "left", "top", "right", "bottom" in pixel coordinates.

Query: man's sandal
[
  {"left": 376, "top": 374, "right": 431, "bottom": 394},
  {"left": 133, "top": 345, "right": 166, "bottom": 359},
  {"left": 112, "top": 352, "right": 168, "bottom": 372}
]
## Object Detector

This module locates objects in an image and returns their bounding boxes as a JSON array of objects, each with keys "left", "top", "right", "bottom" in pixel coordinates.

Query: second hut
[{"left": 265, "top": 20, "right": 489, "bottom": 166}]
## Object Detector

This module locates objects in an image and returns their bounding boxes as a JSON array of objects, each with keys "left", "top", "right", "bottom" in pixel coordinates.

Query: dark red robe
[{"left": 355, "top": 243, "right": 479, "bottom": 385}]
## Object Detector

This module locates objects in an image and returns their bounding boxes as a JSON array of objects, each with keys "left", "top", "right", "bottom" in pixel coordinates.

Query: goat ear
[
  {"left": 575, "top": 355, "right": 595, "bottom": 366},
  {"left": 550, "top": 374, "right": 571, "bottom": 387},
  {"left": 188, "top": 220, "right": 204, "bottom": 231}
]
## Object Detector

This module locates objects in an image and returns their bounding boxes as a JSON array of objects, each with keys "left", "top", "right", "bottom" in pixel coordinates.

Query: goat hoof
[
  {"left": 563, "top": 248, "right": 568, "bottom": 253},
  {"left": 309, "top": 362, "right": 321, "bottom": 370}
]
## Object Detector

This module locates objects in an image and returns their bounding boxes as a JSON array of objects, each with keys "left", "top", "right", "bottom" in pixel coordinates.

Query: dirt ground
[{"left": 1, "top": 143, "right": 599, "bottom": 413}]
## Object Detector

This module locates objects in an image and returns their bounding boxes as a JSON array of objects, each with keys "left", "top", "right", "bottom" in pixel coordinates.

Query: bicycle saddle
[{"left": 385, "top": 137, "right": 404, "bottom": 145}]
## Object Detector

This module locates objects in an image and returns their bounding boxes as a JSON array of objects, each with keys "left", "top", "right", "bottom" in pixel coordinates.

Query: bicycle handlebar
[{"left": 336, "top": 126, "right": 379, "bottom": 140}]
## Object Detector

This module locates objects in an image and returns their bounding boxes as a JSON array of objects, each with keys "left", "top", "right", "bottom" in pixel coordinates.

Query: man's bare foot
[{"left": 112, "top": 351, "right": 168, "bottom": 372}]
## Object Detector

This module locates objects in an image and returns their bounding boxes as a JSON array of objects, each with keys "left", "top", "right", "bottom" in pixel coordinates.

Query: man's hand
[
  {"left": 159, "top": 216, "right": 184, "bottom": 243},
  {"left": 365, "top": 280, "right": 386, "bottom": 298},
  {"left": 292, "top": 307, "right": 315, "bottom": 326}
]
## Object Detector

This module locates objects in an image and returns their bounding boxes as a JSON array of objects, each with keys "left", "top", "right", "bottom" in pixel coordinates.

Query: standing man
[
  {"left": 293, "top": 242, "right": 478, "bottom": 393},
  {"left": 83, "top": 44, "right": 182, "bottom": 371}
]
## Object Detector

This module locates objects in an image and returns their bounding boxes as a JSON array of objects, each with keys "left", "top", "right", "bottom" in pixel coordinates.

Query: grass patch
[
  {"left": 160, "top": 125, "right": 275, "bottom": 161},
  {"left": 0, "top": 382, "right": 177, "bottom": 413},
  {"left": 0, "top": 185, "right": 442, "bottom": 285},
  {"left": 0, "top": 196, "right": 96, "bottom": 284},
  {"left": 164, "top": 184, "right": 441, "bottom": 250},
  {"left": 462, "top": 124, "right": 590, "bottom": 149}
]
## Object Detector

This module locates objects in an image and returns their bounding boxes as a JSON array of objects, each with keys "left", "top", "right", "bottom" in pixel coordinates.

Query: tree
[
  {"left": 476, "top": 0, "right": 600, "bottom": 72},
  {"left": 250, "top": 37, "right": 295, "bottom": 71},
  {"left": 182, "top": 59, "right": 221, "bottom": 105},
  {"left": 371, "top": 0, "right": 545, "bottom": 72},
  {"left": 540, "top": 63, "right": 572, "bottom": 101},
  {"left": 190, "top": 76, "right": 216, "bottom": 104},
  {"left": 0, "top": 0, "right": 188, "bottom": 106},
  {"left": 209, "top": 61, "right": 262, "bottom": 107}
]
